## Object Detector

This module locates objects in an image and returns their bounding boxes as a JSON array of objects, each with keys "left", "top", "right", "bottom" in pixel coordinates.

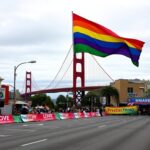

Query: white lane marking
[
  {"left": 49, "top": 126, "right": 59, "bottom": 129},
  {"left": 0, "top": 135, "right": 10, "bottom": 137},
  {"left": 37, "top": 123, "right": 44, "bottom": 126},
  {"left": 6, "top": 128, "right": 35, "bottom": 132},
  {"left": 21, "top": 139, "right": 47, "bottom": 147},
  {"left": 23, "top": 123, "right": 43, "bottom": 127},
  {"left": 83, "top": 118, "right": 90, "bottom": 121},
  {"left": 98, "top": 125, "right": 106, "bottom": 128},
  {"left": 22, "top": 125, "right": 28, "bottom": 127}
]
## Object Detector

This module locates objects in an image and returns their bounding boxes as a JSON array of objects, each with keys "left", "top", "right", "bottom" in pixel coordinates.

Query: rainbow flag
[{"left": 73, "top": 13, "right": 144, "bottom": 66}]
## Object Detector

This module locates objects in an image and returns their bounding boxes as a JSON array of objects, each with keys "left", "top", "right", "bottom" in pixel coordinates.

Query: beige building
[{"left": 111, "top": 79, "right": 146, "bottom": 103}]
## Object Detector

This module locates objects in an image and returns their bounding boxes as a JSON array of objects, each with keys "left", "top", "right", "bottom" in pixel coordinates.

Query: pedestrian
[
  {"left": 99, "top": 106, "right": 103, "bottom": 117},
  {"left": 98, "top": 102, "right": 103, "bottom": 117}
]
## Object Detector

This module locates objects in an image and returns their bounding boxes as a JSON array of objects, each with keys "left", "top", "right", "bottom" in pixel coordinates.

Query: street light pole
[
  {"left": 0, "top": 76, "right": 4, "bottom": 88},
  {"left": 13, "top": 60, "right": 36, "bottom": 104}
]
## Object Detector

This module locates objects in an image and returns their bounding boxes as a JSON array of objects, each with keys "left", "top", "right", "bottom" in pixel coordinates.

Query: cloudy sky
[{"left": 0, "top": 0, "right": 149, "bottom": 95}]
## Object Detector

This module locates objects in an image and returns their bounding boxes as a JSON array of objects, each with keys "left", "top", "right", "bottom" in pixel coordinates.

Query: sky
[{"left": 0, "top": 0, "right": 150, "bottom": 97}]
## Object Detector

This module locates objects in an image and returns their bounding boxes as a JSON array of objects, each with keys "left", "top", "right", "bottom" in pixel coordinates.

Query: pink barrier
[
  {"left": 84, "top": 112, "right": 92, "bottom": 118},
  {"left": 1, "top": 112, "right": 101, "bottom": 124},
  {"left": 37, "top": 113, "right": 56, "bottom": 121},
  {"left": 21, "top": 113, "right": 56, "bottom": 122},
  {"left": 0, "top": 115, "right": 14, "bottom": 124},
  {"left": 74, "top": 112, "right": 85, "bottom": 118},
  {"left": 78, "top": 112, "right": 85, "bottom": 118},
  {"left": 59, "top": 113, "right": 74, "bottom": 119},
  {"left": 91, "top": 112, "right": 97, "bottom": 117},
  {"left": 21, "top": 114, "right": 37, "bottom": 122}
]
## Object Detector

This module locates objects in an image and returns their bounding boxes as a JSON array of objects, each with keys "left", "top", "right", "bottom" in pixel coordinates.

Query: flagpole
[
  {"left": 72, "top": 11, "right": 76, "bottom": 106},
  {"left": 72, "top": 12, "right": 85, "bottom": 107}
]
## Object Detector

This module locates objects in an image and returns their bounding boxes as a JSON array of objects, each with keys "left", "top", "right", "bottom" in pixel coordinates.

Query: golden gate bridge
[{"left": 21, "top": 45, "right": 114, "bottom": 104}]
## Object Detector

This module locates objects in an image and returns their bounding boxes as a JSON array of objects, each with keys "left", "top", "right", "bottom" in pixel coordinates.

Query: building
[{"left": 111, "top": 79, "right": 146, "bottom": 104}]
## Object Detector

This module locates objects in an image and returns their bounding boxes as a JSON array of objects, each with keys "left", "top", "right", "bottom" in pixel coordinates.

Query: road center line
[
  {"left": 98, "top": 125, "right": 106, "bottom": 128},
  {"left": 6, "top": 128, "right": 36, "bottom": 132},
  {"left": 37, "top": 123, "right": 44, "bottom": 126},
  {"left": 21, "top": 139, "right": 47, "bottom": 147},
  {"left": 0, "top": 135, "right": 10, "bottom": 137},
  {"left": 22, "top": 125, "right": 28, "bottom": 127}
]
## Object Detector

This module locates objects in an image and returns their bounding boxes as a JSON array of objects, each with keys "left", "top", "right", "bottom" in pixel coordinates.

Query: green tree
[
  {"left": 82, "top": 91, "right": 99, "bottom": 108},
  {"left": 144, "top": 89, "right": 150, "bottom": 97},
  {"left": 100, "top": 86, "right": 119, "bottom": 106},
  {"left": 66, "top": 95, "right": 74, "bottom": 107},
  {"left": 56, "top": 95, "right": 67, "bottom": 109},
  {"left": 30, "top": 94, "right": 54, "bottom": 109}
]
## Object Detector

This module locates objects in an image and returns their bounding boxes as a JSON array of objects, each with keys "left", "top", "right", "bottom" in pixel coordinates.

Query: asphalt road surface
[{"left": 0, "top": 115, "right": 150, "bottom": 150}]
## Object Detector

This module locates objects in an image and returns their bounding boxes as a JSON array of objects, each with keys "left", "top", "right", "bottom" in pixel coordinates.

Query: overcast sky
[{"left": 0, "top": 0, "right": 150, "bottom": 95}]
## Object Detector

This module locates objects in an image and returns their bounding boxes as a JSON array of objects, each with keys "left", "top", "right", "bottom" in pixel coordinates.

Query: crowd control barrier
[
  {"left": 0, "top": 112, "right": 101, "bottom": 124},
  {"left": 0, "top": 115, "right": 14, "bottom": 124}
]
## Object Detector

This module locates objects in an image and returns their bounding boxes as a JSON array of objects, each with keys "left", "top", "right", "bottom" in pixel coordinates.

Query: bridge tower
[
  {"left": 73, "top": 52, "right": 85, "bottom": 106},
  {"left": 25, "top": 71, "right": 32, "bottom": 101}
]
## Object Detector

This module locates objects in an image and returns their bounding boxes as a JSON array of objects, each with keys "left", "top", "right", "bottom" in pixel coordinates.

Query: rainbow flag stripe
[{"left": 73, "top": 13, "right": 145, "bottom": 66}]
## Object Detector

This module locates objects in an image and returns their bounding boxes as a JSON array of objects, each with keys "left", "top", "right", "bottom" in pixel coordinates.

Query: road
[{"left": 0, "top": 115, "right": 150, "bottom": 150}]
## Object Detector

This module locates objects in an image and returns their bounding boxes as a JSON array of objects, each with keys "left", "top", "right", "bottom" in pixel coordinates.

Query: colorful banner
[
  {"left": 21, "top": 114, "right": 37, "bottom": 122},
  {"left": 84, "top": 112, "right": 92, "bottom": 118},
  {"left": 54, "top": 112, "right": 61, "bottom": 120},
  {"left": 59, "top": 113, "right": 74, "bottom": 120},
  {"left": 128, "top": 98, "right": 150, "bottom": 105},
  {"left": 13, "top": 115, "right": 22, "bottom": 123},
  {"left": 0, "top": 112, "right": 102, "bottom": 124},
  {"left": 0, "top": 115, "right": 14, "bottom": 124},
  {"left": 96, "top": 112, "right": 101, "bottom": 117},
  {"left": 105, "top": 106, "right": 138, "bottom": 115},
  {"left": 37, "top": 113, "right": 56, "bottom": 121},
  {"left": 91, "top": 112, "right": 97, "bottom": 117},
  {"left": 74, "top": 112, "right": 85, "bottom": 119}
]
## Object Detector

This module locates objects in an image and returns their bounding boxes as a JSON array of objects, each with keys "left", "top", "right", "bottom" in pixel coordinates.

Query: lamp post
[
  {"left": 13, "top": 60, "right": 36, "bottom": 104},
  {"left": 0, "top": 76, "right": 4, "bottom": 88},
  {"left": 0, "top": 77, "right": 4, "bottom": 108}
]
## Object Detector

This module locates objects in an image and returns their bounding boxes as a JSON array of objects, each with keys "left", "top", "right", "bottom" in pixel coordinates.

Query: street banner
[
  {"left": 59, "top": 113, "right": 74, "bottom": 120},
  {"left": 0, "top": 115, "right": 14, "bottom": 124},
  {"left": 78, "top": 112, "right": 85, "bottom": 118},
  {"left": 74, "top": 112, "right": 85, "bottom": 119},
  {"left": 74, "top": 113, "right": 79, "bottom": 119},
  {"left": 55, "top": 112, "right": 61, "bottom": 120},
  {"left": 84, "top": 112, "right": 92, "bottom": 118},
  {"left": 91, "top": 112, "right": 97, "bottom": 117},
  {"left": 58, "top": 113, "right": 65, "bottom": 120},
  {"left": 37, "top": 113, "right": 56, "bottom": 121},
  {"left": 96, "top": 112, "right": 101, "bottom": 117},
  {"left": 128, "top": 98, "right": 150, "bottom": 105},
  {"left": 68, "top": 113, "right": 75, "bottom": 119},
  {"left": 105, "top": 106, "right": 138, "bottom": 115},
  {"left": 13, "top": 115, "right": 22, "bottom": 123},
  {"left": 21, "top": 114, "right": 37, "bottom": 122}
]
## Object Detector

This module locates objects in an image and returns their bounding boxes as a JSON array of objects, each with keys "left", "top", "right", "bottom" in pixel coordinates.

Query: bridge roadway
[
  {"left": 0, "top": 115, "right": 150, "bottom": 150},
  {"left": 22, "top": 85, "right": 106, "bottom": 96}
]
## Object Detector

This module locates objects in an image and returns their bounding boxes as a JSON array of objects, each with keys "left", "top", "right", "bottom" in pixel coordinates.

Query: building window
[
  {"left": 128, "top": 87, "right": 133, "bottom": 93},
  {"left": 128, "top": 87, "right": 134, "bottom": 97}
]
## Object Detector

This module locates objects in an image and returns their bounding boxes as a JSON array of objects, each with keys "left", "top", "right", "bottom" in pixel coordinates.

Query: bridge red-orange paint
[{"left": 21, "top": 86, "right": 106, "bottom": 97}]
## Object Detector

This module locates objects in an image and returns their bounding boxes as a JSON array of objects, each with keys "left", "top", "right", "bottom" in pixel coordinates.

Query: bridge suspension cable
[
  {"left": 91, "top": 55, "right": 114, "bottom": 82},
  {"left": 25, "top": 45, "right": 114, "bottom": 92},
  {"left": 54, "top": 59, "right": 73, "bottom": 88},
  {"left": 32, "top": 75, "right": 41, "bottom": 91},
  {"left": 45, "top": 44, "right": 73, "bottom": 89},
  {"left": 21, "top": 78, "right": 26, "bottom": 93}
]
